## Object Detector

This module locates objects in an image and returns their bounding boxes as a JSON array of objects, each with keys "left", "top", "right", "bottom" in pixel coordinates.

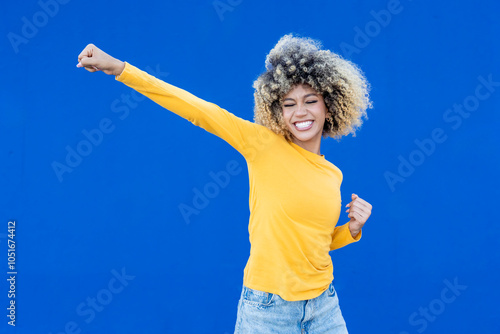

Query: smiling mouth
[{"left": 294, "top": 120, "right": 314, "bottom": 131}]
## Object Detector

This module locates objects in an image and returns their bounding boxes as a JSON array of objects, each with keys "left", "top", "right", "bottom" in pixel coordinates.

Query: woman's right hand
[{"left": 76, "top": 44, "right": 125, "bottom": 76}]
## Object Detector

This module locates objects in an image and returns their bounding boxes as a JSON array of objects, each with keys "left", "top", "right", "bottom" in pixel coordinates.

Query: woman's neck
[{"left": 292, "top": 137, "right": 322, "bottom": 155}]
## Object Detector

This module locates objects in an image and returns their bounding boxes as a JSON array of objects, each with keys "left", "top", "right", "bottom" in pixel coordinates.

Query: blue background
[{"left": 1, "top": 0, "right": 499, "bottom": 333}]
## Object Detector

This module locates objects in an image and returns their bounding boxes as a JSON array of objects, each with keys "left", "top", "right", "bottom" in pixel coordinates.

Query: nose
[{"left": 295, "top": 103, "right": 308, "bottom": 116}]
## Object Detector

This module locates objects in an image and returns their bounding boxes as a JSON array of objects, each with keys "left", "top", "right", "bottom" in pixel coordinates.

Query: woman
[{"left": 76, "top": 34, "right": 373, "bottom": 333}]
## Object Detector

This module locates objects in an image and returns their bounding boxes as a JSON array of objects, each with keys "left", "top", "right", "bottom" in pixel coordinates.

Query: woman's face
[{"left": 282, "top": 84, "right": 327, "bottom": 148}]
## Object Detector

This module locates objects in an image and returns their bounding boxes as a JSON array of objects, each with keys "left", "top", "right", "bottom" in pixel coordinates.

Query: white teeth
[{"left": 295, "top": 121, "right": 313, "bottom": 129}]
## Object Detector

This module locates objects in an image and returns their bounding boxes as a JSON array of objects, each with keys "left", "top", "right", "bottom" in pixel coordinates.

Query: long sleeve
[
  {"left": 115, "top": 62, "right": 359, "bottom": 301},
  {"left": 115, "top": 62, "right": 266, "bottom": 159},
  {"left": 329, "top": 222, "right": 361, "bottom": 251}
]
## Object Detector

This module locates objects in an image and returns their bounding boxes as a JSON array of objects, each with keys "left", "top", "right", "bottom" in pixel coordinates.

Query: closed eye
[
  {"left": 284, "top": 104, "right": 295, "bottom": 107},
  {"left": 306, "top": 100, "right": 318, "bottom": 104}
]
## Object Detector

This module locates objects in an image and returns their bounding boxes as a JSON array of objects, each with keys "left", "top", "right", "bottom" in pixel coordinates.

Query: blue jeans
[{"left": 234, "top": 281, "right": 348, "bottom": 333}]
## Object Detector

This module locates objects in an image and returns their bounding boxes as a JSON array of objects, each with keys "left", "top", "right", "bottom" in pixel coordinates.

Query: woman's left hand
[{"left": 346, "top": 193, "right": 372, "bottom": 238}]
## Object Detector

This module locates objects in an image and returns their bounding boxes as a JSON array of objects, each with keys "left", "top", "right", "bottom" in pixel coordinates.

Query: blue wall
[{"left": 1, "top": 0, "right": 499, "bottom": 333}]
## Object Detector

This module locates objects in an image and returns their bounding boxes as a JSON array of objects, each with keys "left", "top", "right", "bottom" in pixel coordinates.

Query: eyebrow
[{"left": 283, "top": 93, "right": 318, "bottom": 102}]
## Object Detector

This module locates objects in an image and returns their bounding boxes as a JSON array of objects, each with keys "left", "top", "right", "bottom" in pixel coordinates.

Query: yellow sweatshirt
[{"left": 115, "top": 62, "right": 361, "bottom": 301}]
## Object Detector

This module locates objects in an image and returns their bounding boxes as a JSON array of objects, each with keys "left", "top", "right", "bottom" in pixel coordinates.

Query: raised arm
[{"left": 76, "top": 44, "right": 267, "bottom": 158}]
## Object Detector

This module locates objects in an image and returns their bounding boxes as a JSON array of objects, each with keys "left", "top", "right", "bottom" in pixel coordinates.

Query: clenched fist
[
  {"left": 76, "top": 44, "right": 125, "bottom": 76},
  {"left": 346, "top": 193, "right": 372, "bottom": 238}
]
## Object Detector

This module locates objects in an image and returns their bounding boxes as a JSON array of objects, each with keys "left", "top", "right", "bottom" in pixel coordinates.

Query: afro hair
[{"left": 253, "top": 34, "right": 373, "bottom": 141}]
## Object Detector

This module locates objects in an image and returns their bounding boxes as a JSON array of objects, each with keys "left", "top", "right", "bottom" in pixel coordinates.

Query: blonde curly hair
[{"left": 253, "top": 34, "right": 373, "bottom": 141}]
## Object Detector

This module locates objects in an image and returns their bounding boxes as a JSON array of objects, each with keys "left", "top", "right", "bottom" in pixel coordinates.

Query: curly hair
[{"left": 253, "top": 34, "right": 373, "bottom": 141}]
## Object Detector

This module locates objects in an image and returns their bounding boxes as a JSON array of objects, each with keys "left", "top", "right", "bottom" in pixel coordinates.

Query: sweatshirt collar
[{"left": 290, "top": 142, "right": 326, "bottom": 162}]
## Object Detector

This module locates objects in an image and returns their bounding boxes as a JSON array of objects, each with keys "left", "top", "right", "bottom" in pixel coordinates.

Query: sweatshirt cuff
[
  {"left": 329, "top": 222, "right": 362, "bottom": 251},
  {"left": 115, "top": 61, "right": 132, "bottom": 82},
  {"left": 348, "top": 222, "right": 362, "bottom": 242}
]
